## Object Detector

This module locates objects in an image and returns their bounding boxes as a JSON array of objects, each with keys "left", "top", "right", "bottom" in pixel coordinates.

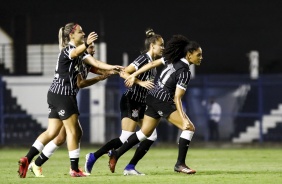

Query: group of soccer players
[{"left": 18, "top": 22, "right": 203, "bottom": 178}]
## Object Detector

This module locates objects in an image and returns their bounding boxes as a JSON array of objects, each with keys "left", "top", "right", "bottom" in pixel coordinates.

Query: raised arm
[
  {"left": 124, "top": 58, "right": 164, "bottom": 87},
  {"left": 70, "top": 32, "right": 98, "bottom": 58}
]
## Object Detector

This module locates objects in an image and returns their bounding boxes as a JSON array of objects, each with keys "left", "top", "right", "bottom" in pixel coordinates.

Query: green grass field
[{"left": 1, "top": 146, "right": 282, "bottom": 184}]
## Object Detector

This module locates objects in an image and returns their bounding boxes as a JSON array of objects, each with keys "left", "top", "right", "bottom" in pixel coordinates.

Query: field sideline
[{"left": 1, "top": 146, "right": 282, "bottom": 184}]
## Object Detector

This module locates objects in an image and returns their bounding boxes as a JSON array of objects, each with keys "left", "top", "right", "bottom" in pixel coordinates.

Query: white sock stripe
[
  {"left": 42, "top": 141, "right": 59, "bottom": 158},
  {"left": 136, "top": 130, "right": 147, "bottom": 141},
  {"left": 119, "top": 130, "right": 135, "bottom": 143},
  {"left": 32, "top": 140, "right": 44, "bottom": 152},
  {"left": 147, "top": 129, "right": 157, "bottom": 141},
  {"left": 180, "top": 130, "right": 194, "bottom": 141},
  {"left": 69, "top": 148, "right": 80, "bottom": 158}
]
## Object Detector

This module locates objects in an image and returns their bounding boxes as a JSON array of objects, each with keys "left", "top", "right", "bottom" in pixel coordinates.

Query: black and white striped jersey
[
  {"left": 48, "top": 43, "right": 90, "bottom": 96},
  {"left": 149, "top": 58, "right": 191, "bottom": 102},
  {"left": 124, "top": 53, "right": 157, "bottom": 103},
  {"left": 80, "top": 61, "right": 92, "bottom": 80}
]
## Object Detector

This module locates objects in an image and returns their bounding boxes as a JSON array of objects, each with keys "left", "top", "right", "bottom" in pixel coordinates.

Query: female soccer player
[
  {"left": 108, "top": 35, "right": 203, "bottom": 174},
  {"left": 27, "top": 41, "right": 117, "bottom": 177},
  {"left": 84, "top": 28, "right": 164, "bottom": 176},
  {"left": 18, "top": 22, "right": 123, "bottom": 178}
]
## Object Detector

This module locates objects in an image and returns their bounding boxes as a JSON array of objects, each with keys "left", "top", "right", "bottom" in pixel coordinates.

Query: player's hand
[
  {"left": 124, "top": 74, "right": 136, "bottom": 87},
  {"left": 138, "top": 80, "right": 154, "bottom": 90},
  {"left": 87, "top": 32, "right": 98, "bottom": 45},
  {"left": 107, "top": 69, "right": 119, "bottom": 75},
  {"left": 112, "top": 65, "right": 124, "bottom": 72}
]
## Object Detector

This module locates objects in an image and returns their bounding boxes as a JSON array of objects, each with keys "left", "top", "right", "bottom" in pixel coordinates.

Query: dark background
[{"left": 1, "top": 0, "right": 281, "bottom": 74}]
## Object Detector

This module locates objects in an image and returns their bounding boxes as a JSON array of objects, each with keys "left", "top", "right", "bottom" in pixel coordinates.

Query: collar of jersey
[
  {"left": 180, "top": 58, "right": 189, "bottom": 66},
  {"left": 146, "top": 52, "right": 153, "bottom": 62},
  {"left": 68, "top": 42, "right": 76, "bottom": 47}
]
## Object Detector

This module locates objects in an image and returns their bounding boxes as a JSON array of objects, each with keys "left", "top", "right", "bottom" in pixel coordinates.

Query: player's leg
[
  {"left": 109, "top": 115, "right": 159, "bottom": 173},
  {"left": 124, "top": 113, "right": 158, "bottom": 176},
  {"left": 85, "top": 117, "right": 137, "bottom": 174},
  {"left": 29, "top": 126, "right": 66, "bottom": 177},
  {"left": 18, "top": 118, "right": 62, "bottom": 178},
  {"left": 63, "top": 114, "right": 85, "bottom": 177},
  {"left": 167, "top": 110, "right": 196, "bottom": 174},
  {"left": 85, "top": 95, "right": 139, "bottom": 174}
]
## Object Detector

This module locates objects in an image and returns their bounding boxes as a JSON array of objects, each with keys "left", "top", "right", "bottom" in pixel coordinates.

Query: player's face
[
  {"left": 187, "top": 47, "right": 203, "bottom": 66},
  {"left": 70, "top": 25, "right": 85, "bottom": 46},
  {"left": 152, "top": 38, "right": 164, "bottom": 58},
  {"left": 87, "top": 43, "right": 95, "bottom": 56}
]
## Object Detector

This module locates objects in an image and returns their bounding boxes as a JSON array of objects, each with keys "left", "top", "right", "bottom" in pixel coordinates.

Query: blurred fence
[{"left": 1, "top": 74, "right": 282, "bottom": 145}]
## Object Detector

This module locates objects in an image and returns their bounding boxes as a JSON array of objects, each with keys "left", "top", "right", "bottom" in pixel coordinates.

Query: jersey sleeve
[
  {"left": 82, "top": 52, "right": 91, "bottom": 60},
  {"left": 131, "top": 55, "right": 148, "bottom": 70},
  {"left": 176, "top": 68, "right": 190, "bottom": 91},
  {"left": 63, "top": 46, "right": 75, "bottom": 60}
]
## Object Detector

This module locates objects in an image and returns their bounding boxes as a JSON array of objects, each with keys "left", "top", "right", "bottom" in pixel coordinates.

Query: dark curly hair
[{"left": 163, "top": 35, "right": 200, "bottom": 63}]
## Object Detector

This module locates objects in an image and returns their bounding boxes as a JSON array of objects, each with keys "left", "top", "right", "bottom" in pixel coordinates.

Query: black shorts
[
  {"left": 145, "top": 94, "right": 176, "bottom": 119},
  {"left": 120, "top": 94, "right": 146, "bottom": 122},
  {"left": 47, "top": 91, "right": 79, "bottom": 120}
]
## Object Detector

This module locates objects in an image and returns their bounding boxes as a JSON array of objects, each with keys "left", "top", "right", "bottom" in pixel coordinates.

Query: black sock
[
  {"left": 26, "top": 146, "right": 40, "bottom": 163},
  {"left": 34, "top": 153, "right": 49, "bottom": 167},
  {"left": 176, "top": 137, "right": 190, "bottom": 165},
  {"left": 129, "top": 139, "right": 154, "bottom": 165},
  {"left": 117, "top": 133, "right": 140, "bottom": 159},
  {"left": 94, "top": 138, "right": 123, "bottom": 159},
  {"left": 70, "top": 158, "right": 79, "bottom": 172}
]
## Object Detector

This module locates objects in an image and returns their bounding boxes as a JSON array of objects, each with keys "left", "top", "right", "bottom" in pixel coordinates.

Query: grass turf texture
[{"left": 1, "top": 146, "right": 282, "bottom": 184}]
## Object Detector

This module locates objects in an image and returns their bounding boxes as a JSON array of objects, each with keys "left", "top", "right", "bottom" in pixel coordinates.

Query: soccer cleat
[
  {"left": 174, "top": 164, "right": 196, "bottom": 174},
  {"left": 69, "top": 168, "right": 87, "bottom": 177},
  {"left": 108, "top": 150, "right": 118, "bottom": 173},
  {"left": 84, "top": 153, "right": 96, "bottom": 174},
  {"left": 123, "top": 168, "right": 145, "bottom": 176},
  {"left": 18, "top": 157, "right": 29, "bottom": 178},
  {"left": 29, "top": 161, "right": 45, "bottom": 177}
]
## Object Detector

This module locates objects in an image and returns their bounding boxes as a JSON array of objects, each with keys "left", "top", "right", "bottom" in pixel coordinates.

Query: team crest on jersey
[
  {"left": 58, "top": 109, "right": 65, "bottom": 116},
  {"left": 157, "top": 111, "right": 163, "bottom": 117},
  {"left": 132, "top": 109, "right": 139, "bottom": 118},
  {"left": 48, "top": 108, "right": 51, "bottom": 114}
]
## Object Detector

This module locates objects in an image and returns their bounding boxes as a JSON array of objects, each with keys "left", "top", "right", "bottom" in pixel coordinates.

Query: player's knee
[
  {"left": 183, "top": 122, "right": 195, "bottom": 132},
  {"left": 189, "top": 124, "right": 195, "bottom": 132}
]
